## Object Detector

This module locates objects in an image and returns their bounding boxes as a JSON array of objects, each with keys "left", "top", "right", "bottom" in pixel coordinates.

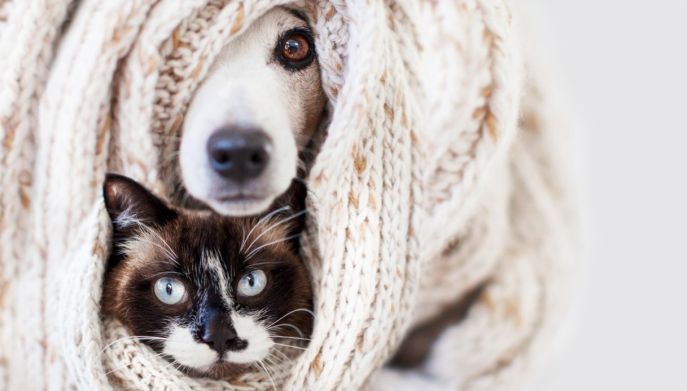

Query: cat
[{"left": 101, "top": 173, "right": 313, "bottom": 379}]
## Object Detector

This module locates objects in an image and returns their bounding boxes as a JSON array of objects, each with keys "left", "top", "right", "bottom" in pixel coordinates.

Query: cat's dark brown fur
[{"left": 102, "top": 174, "right": 313, "bottom": 378}]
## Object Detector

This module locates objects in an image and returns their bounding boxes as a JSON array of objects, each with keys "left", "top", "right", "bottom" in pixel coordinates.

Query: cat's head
[{"left": 101, "top": 174, "right": 313, "bottom": 377}]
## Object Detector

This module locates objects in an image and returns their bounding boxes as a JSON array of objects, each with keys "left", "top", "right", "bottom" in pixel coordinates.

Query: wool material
[{"left": 0, "top": 0, "right": 574, "bottom": 390}]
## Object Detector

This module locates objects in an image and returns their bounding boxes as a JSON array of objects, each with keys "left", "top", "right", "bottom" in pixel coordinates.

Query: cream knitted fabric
[{"left": 0, "top": 0, "right": 574, "bottom": 390}]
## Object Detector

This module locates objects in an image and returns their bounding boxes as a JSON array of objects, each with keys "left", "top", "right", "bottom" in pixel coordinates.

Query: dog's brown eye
[
  {"left": 281, "top": 33, "right": 310, "bottom": 61},
  {"left": 276, "top": 29, "right": 315, "bottom": 71}
]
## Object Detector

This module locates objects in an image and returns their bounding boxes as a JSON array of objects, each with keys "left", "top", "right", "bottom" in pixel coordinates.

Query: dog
[{"left": 180, "top": 7, "right": 326, "bottom": 216}]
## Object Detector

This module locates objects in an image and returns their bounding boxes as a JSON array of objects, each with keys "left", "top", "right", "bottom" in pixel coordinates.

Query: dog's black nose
[
  {"left": 199, "top": 309, "right": 248, "bottom": 354},
  {"left": 207, "top": 128, "right": 272, "bottom": 182}
]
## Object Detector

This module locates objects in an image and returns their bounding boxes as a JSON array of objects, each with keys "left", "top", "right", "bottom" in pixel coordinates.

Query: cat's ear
[{"left": 103, "top": 173, "right": 176, "bottom": 230}]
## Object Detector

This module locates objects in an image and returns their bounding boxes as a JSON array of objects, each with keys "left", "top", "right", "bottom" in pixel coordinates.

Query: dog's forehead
[
  {"left": 256, "top": 7, "right": 309, "bottom": 34},
  {"left": 222, "top": 7, "right": 308, "bottom": 54}
]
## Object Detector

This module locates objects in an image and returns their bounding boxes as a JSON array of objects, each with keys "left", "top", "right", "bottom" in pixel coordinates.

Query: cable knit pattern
[{"left": 0, "top": 0, "right": 574, "bottom": 390}]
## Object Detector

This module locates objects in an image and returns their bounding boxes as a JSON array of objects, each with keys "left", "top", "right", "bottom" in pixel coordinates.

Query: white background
[{"left": 524, "top": 1, "right": 687, "bottom": 390}]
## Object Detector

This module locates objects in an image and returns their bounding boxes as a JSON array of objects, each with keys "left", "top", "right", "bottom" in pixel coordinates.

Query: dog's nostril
[
  {"left": 207, "top": 127, "right": 272, "bottom": 182},
  {"left": 249, "top": 150, "right": 267, "bottom": 166},
  {"left": 212, "top": 150, "right": 232, "bottom": 165}
]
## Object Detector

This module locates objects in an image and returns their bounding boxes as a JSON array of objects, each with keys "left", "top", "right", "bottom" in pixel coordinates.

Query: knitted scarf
[{"left": 0, "top": 0, "right": 574, "bottom": 389}]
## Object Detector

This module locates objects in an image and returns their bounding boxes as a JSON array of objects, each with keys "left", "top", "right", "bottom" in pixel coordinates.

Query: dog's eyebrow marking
[{"left": 286, "top": 8, "right": 309, "bottom": 24}]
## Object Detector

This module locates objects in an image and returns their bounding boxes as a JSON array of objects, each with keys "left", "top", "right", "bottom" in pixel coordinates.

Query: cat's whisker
[
  {"left": 270, "top": 323, "right": 305, "bottom": 338},
  {"left": 103, "top": 351, "right": 170, "bottom": 378},
  {"left": 104, "top": 364, "right": 128, "bottom": 377},
  {"left": 256, "top": 359, "right": 278, "bottom": 391},
  {"left": 263, "top": 354, "right": 282, "bottom": 368},
  {"left": 272, "top": 342, "right": 307, "bottom": 351},
  {"left": 243, "top": 209, "right": 307, "bottom": 255},
  {"left": 160, "top": 357, "right": 184, "bottom": 373},
  {"left": 268, "top": 349, "right": 291, "bottom": 364},
  {"left": 267, "top": 308, "right": 315, "bottom": 329},
  {"left": 129, "top": 236, "right": 176, "bottom": 264},
  {"left": 99, "top": 335, "right": 167, "bottom": 355},
  {"left": 138, "top": 225, "right": 178, "bottom": 263},
  {"left": 270, "top": 335, "right": 311, "bottom": 342},
  {"left": 240, "top": 206, "right": 291, "bottom": 252},
  {"left": 147, "top": 351, "right": 187, "bottom": 375},
  {"left": 240, "top": 225, "right": 247, "bottom": 254},
  {"left": 128, "top": 226, "right": 177, "bottom": 263},
  {"left": 244, "top": 233, "right": 302, "bottom": 261},
  {"left": 245, "top": 261, "right": 281, "bottom": 268},
  {"left": 150, "top": 233, "right": 176, "bottom": 262}
]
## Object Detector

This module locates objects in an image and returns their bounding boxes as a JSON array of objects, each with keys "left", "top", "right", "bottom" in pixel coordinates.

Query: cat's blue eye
[
  {"left": 153, "top": 277, "right": 187, "bottom": 305},
  {"left": 238, "top": 270, "right": 267, "bottom": 297}
]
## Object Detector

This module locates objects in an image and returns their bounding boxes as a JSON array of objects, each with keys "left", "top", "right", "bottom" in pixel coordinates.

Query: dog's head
[{"left": 181, "top": 7, "right": 325, "bottom": 216}]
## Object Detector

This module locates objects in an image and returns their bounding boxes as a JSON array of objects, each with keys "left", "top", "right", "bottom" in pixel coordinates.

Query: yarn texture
[{"left": 0, "top": 0, "right": 574, "bottom": 390}]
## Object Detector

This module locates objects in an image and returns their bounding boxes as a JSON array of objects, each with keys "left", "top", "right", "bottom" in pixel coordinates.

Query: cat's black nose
[
  {"left": 199, "top": 309, "right": 247, "bottom": 354},
  {"left": 207, "top": 127, "right": 272, "bottom": 182}
]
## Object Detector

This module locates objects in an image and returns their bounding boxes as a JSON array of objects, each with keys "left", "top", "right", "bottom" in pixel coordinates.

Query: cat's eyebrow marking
[
  {"left": 118, "top": 221, "right": 178, "bottom": 266},
  {"left": 203, "top": 249, "right": 233, "bottom": 308},
  {"left": 118, "top": 229, "right": 178, "bottom": 269}
]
